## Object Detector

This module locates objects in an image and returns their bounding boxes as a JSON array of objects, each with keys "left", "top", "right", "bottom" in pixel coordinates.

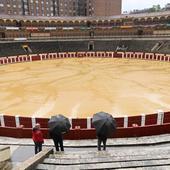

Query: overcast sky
[{"left": 122, "top": 0, "right": 170, "bottom": 12}]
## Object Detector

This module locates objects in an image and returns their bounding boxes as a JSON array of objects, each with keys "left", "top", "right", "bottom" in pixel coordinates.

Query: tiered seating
[
  {"left": 117, "top": 40, "right": 157, "bottom": 52},
  {"left": 0, "top": 42, "right": 26, "bottom": 57},
  {"left": 158, "top": 41, "right": 170, "bottom": 54},
  {"left": 36, "top": 145, "right": 170, "bottom": 169},
  {"left": 0, "top": 40, "right": 170, "bottom": 58}
]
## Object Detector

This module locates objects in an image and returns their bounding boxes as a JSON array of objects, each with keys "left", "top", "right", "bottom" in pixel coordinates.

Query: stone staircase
[{"left": 35, "top": 145, "right": 170, "bottom": 170}]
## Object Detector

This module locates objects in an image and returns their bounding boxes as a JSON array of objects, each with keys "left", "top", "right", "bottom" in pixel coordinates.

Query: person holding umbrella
[
  {"left": 97, "top": 129, "right": 108, "bottom": 151},
  {"left": 92, "top": 111, "right": 116, "bottom": 151},
  {"left": 48, "top": 114, "right": 71, "bottom": 152},
  {"left": 49, "top": 128, "right": 64, "bottom": 151}
]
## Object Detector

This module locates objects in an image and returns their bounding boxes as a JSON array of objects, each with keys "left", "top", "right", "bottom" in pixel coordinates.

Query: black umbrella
[
  {"left": 48, "top": 114, "right": 71, "bottom": 134},
  {"left": 92, "top": 112, "right": 116, "bottom": 137}
]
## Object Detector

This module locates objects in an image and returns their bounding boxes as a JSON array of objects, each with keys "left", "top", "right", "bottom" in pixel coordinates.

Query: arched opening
[
  {"left": 153, "top": 17, "right": 159, "bottom": 24},
  {"left": 44, "top": 21, "right": 50, "bottom": 27},
  {"left": 0, "top": 19, "right": 5, "bottom": 26},
  {"left": 50, "top": 21, "right": 57, "bottom": 27},
  {"left": 31, "top": 20, "right": 38, "bottom": 27},
  {"left": 5, "top": 19, "right": 13, "bottom": 26},
  {"left": 159, "top": 16, "right": 166, "bottom": 24},
  {"left": 166, "top": 16, "right": 170, "bottom": 23},
  {"left": 110, "top": 20, "right": 115, "bottom": 27},
  {"left": 88, "top": 41, "right": 94, "bottom": 51},
  {"left": 133, "top": 18, "right": 139, "bottom": 25},
  {"left": 87, "top": 20, "right": 92, "bottom": 27},
  {"left": 97, "top": 20, "right": 103, "bottom": 27},
  {"left": 115, "top": 19, "right": 122, "bottom": 26},
  {"left": 103, "top": 20, "right": 109, "bottom": 27},
  {"left": 38, "top": 21, "right": 45, "bottom": 27},
  {"left": 80, "top": 20, "right": 86, "bottom": 27},
  {"left": 146, "top": 18, "right": 152, "bottom": 25},
  {"left": 24, "top": 20, "right": 32, "bottom": 27},
  {"left": 16, "top": 20, "right": 22, "bottom": 27},
  {"left": 12, "top": 20, "right": 18, "bottom": 27},
  {"left": 19, "top": 20, "right": 24, "bottom": 27},
  {"left": 56, "top": 21, "right": 63, "bottom": 27},
  {"left": 91, "top": 20, "right": 98, "bottom": 27},
  {"left": 74, "top": 21, "right": 80, "bottom": 27},
  {"left": 139, "top": 18, "right": 146, "bottom": 25},
  {"left": 62, "top": 21, "right": 68, "bottom": 27}
]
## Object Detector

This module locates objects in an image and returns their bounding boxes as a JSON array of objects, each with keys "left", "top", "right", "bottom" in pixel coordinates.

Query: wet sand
[{"left": 0, "top": 58, "right": 170, "bottom": 118}]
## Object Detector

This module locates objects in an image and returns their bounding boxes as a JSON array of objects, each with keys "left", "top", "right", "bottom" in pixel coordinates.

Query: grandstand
[
  {"left": 0, "top": 11, "right": 170, "bottom": 39},
  {"left": 0, "top": 39, "right": 170, "bottom": 57}
]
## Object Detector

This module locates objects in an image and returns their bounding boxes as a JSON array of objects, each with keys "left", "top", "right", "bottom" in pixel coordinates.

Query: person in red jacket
[{"left": 32, "top": 123, "right": 44, "bottom": 154}]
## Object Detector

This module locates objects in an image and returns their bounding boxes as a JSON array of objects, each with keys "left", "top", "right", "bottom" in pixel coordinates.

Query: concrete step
[
  {"left": 49, "top": 147, "right": 170, "bottom": 159},
  {"left": 43, "top": 155, "right": 170, "bottom": 165},
  {"left": 35, "top": 147, "right": 170, "bottom": 169},
  {"left": 120, "top": 166, "right": 170, "bottom": 170},
  {"left": 36, "top": 159, "right": 170, "bottom": 170}
]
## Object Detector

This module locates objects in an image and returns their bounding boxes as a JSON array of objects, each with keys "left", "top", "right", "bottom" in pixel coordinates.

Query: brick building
[
  {"left": 93, "top": 0, "right": 122, "bottom": 16},
  {"left": 0, "top": 0, "right": 23, "bottom": 15},
  {"left": 0, "top": 0, "right": 122, "bottom": 17}
]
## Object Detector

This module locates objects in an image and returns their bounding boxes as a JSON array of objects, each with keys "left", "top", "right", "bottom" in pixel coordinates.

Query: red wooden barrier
[
  {"left": 128, "top": 115, "right": 141, "bottom": 127},
  {"left": 1, "top": 123, "right": 170, "bottom": 139},
  {"left": 36, "top": 118, "right": 49, "bottom": 128},
  {"left": 163, "top": 112, "right": 170, "bottom": 123},
  {"left": 72, "top": 118, "right": 87, "bottom": 129},
  {"left": 3, "top": 115, "right": 16, "bottom": 127},
  {"left": 31, "top": 55, "right": 40, "bottom": 61},
  {"left": 145, "top": 114, "right": 157, "bottom": 125},
  {"left": 19, "top": 116, "right": 32, "bottom": 128},
  {"left": 115, "top": 117, "right": 124, "bottom": 127}
]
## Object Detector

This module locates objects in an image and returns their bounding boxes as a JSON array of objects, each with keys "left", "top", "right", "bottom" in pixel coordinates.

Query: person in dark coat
[
  {"left": 97, "top": 131, "right": 107, "bottom": 151},
  {"left": 32, "top": 123, "right": 44, "bottom": 154},
  {"left": 49, "top": 129, "right": 64, "bottom": 152}
]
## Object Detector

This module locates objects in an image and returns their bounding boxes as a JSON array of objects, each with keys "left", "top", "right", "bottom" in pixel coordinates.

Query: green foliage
[{"left": 149, "top": 4, "right": 161, "bottom": 12}]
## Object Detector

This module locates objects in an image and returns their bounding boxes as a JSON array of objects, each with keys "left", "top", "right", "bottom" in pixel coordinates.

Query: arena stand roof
[{"left": 0, "top": 11, "right": 170, "bottom": 22}]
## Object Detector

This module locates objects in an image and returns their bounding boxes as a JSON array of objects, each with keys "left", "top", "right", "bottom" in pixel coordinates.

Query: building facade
[
  {"left": 0, "top": 0, "right": 23, "bottom": 15},
  {"left": 0, "top": 0, "right": 121, "bottom": 17},
  {"left": 93, "top": 0, "right": 122, "bottom": 16}
]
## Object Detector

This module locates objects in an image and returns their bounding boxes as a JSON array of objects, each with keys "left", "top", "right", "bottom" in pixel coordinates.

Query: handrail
[
  {"left": 1, "top": 34, "right": 170, "bottom": 42},
  {"left": 13, "top": 148, "right": 53, "bottom": 170}
]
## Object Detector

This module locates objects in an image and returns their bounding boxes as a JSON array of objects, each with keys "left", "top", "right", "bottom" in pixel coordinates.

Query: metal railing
[{"left": 1, "top": 34, "right": 170, "bottom": 42}]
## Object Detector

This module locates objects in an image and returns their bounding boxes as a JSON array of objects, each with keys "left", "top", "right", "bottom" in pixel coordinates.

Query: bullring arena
[
  {"left": 1, "top": 50, "right": 170, "bottom": 139},
  {"left": 0, "top": 11, "right": 170, "bottom": 139},
  {"left": 1, "top": 11, "right": 170, "bottom": 169}
]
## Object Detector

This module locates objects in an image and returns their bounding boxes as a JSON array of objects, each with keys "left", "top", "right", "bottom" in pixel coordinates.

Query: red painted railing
[{"left": 0, "top": 112, "right": 170, "bottom": 139}]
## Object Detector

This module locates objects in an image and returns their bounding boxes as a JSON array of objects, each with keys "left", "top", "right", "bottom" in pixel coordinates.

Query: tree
[{"left": 152, "top": 4, "right": 161, "bottom": 12}]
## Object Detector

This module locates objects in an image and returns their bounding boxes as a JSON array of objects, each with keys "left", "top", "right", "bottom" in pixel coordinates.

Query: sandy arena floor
[{"left": 0, "top": 58, "right": 170, "bottom": 118}]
